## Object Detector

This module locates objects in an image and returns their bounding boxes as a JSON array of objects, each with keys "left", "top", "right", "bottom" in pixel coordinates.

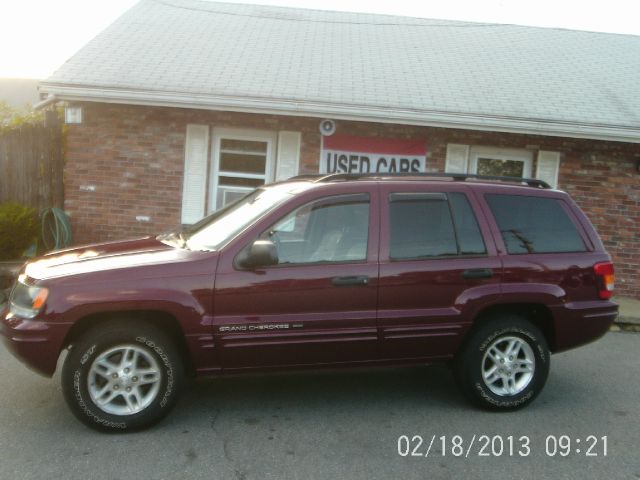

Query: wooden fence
[{"left": 0, "top": 123, "right": 64, "bottom": 211}]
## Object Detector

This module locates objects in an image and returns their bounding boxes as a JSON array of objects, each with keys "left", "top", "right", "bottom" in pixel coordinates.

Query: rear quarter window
[{"left": 485, "top": 194, "right": 587, "bottom": 254}]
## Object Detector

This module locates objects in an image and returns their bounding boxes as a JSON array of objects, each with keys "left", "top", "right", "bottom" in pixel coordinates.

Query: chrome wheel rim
[
  {"left": 481, "top": 335, "right": 535, "bottom": 397},
  {"left": 87, "top": 345, "right": 162, "bottom": 416}
]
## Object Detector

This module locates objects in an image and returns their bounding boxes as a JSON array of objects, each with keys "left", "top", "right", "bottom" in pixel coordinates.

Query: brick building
[{"left": 39, "top": 1, "right": 640, "bottom": 297}]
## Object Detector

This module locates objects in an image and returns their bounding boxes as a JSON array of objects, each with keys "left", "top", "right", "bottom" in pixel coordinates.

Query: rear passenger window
[
  {"left": 389, "top": 192, "right": 486, "bottom": 260},
  {"left": 485, "top": 194, "right": 586, "bottom": 254}
]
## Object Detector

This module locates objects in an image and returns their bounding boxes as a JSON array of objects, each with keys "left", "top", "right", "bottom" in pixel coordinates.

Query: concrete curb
[
  {"left": 617, "top": 316, "right": 640, "bottom": 326},
  {"left": 615, "top": 297, "right": 640, "bottom": 326}
]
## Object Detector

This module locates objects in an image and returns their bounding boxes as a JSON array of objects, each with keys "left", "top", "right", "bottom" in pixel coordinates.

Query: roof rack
[{"left": 291, "top": 172, "right": 551, "bottom": 189}]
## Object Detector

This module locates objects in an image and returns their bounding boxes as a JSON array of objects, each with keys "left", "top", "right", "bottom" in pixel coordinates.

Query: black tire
[
  {"left": 62, "top": 321, "right": 184, "bottom": 432},
  {"left": 454, "top": 315, "right": 550, "bottom": 410}
]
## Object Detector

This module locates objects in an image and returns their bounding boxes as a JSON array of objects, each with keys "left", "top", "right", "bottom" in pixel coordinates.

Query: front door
[{"left": 213, "top": 187, "right": 380, "bottom": 369}]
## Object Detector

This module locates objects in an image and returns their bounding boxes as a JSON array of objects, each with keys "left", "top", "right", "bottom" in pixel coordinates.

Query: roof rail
[{"left": 290, "top": 172, "right": 551, "bottom": 189}]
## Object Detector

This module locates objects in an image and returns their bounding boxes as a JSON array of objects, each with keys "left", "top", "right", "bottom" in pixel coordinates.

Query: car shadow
[{"left": 172, "top": 364, "right": 469, "bottom": 424}]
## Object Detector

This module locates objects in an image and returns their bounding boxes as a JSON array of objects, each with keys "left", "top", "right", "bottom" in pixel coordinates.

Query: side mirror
[{"left": 237, "top": 240, "right": 279, "bottom": 269}]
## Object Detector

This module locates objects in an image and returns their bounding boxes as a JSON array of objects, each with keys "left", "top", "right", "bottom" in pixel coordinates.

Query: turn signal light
[{"left": 32, "top": 288, "right": 49, "bottom": 310}]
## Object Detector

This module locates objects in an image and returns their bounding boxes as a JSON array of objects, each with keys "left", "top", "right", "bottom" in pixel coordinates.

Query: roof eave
[{"left": 39, "top": 83, "right": 640, "bottom": 144}]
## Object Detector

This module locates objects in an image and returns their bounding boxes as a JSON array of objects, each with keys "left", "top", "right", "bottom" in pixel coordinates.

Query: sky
[{"left": 1, "top": 0, "right": 639, "bottom": 79}]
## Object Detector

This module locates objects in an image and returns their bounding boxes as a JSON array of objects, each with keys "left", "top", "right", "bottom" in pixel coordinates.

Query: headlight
[{"left": 9, "top": 275, "right": 49, "bottom": 319}]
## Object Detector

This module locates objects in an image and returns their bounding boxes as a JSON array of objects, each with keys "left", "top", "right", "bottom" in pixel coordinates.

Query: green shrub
[{"left": 0, "top": 203, "right": 38, "bottom": 260}]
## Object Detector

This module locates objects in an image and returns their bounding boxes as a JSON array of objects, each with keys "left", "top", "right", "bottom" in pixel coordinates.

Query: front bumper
[{"left": 0, "top": 306, "right": 69, "bottom": 377}]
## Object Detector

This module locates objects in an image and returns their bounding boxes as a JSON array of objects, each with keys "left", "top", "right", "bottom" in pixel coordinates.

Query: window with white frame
[
  {"left": 445, "top": 144, "right": 560, "bottom": 188},
  {"left": 210, "top": 128, "right": 277, "bottom": 212},
  {"left": 469, "top": 146, "right": 533, "bottom": 178},
  {"left": 181, "top": 125, "right": 301, "bottom": 225}
]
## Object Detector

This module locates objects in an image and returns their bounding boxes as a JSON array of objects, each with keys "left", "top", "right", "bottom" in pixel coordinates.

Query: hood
[{"left": 24, "top": 237, "right": 194, "bottom": 281}]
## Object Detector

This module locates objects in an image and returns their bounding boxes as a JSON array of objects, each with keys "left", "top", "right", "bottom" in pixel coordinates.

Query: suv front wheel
[
  {"left": 454, "top": 315, "right": 550, "bottom": 410},
  {"left": 61, "top": 321, "right": 184, "bottom": 431}
]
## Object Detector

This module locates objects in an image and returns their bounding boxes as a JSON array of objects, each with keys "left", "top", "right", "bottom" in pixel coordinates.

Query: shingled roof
[{"left": 40, "top": 0, "right": 640, "bottom": 142}]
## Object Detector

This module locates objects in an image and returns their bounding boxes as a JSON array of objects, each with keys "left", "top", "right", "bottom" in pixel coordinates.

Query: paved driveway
[{"left": 0, "top": 332, "right": 638, "bottom": 480}]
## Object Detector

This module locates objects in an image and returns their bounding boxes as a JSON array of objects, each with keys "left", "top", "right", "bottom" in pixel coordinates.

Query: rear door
[
  {"left": 377, "top": 183, "right": 502, "bottom": 360},
  {"left": 213, "top": 184, "right": 380, "bottom": 369}
]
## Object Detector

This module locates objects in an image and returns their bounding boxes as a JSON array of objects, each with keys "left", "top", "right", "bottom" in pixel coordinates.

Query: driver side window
[{"left": 265, "top": 194, "right": 370, "bottom": 264}]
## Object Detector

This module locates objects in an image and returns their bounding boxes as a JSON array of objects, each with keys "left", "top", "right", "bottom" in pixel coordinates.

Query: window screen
[
  {"left": 476, "top": 158, "right": 525, "bottom": 177},
  {"left": 485, "top": 194, "right": 586, "bottom": 254}
]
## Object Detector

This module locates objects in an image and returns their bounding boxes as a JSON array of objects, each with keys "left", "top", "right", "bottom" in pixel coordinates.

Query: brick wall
[{"left": 65, "top": 103, "right": 640, "bottom": 297}]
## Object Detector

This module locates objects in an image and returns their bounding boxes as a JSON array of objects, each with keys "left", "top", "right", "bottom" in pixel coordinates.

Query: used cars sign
[{"left": 320, "top": 134, "right": 427, "bottom": 174}]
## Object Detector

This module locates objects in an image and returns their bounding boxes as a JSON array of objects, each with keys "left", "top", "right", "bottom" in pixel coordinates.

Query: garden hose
[{"left": 41, "top": 207, "right": 73, "bottom": 251}]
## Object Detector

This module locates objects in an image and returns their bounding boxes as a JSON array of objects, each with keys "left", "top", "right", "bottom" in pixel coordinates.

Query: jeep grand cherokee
[{"left": 1, "top": 173, "right": 618, "bottom": 431}]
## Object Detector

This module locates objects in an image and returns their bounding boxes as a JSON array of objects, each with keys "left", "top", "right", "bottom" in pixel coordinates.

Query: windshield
[{"left": 182, "top": 183, "right": 312, "bottom": 251}]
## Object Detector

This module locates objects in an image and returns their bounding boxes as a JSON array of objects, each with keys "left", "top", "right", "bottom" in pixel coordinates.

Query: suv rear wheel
[
  {"left": 61, "top": 321, "right": 184, "bottom": 432},
  {"left": 454, "top": 315, "right": 550, "bottom": 410}
]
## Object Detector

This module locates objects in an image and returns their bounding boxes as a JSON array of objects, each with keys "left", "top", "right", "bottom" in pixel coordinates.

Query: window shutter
[
  {"left": 445, "top": 144, "right": 470, "bottom": 173},
  {"left": 536, "top": 151, "right": 560, "bottom": 188},
  {"left": 181, "top": 124, "right": 209, "bottom": 224},
  {"left": 275, "top": 131, "right": 301, "bottom": 181}
]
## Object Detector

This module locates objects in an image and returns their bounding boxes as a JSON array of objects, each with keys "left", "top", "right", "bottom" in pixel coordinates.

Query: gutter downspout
[{"left": 34, "top": 94, "right": 58, "bottom": 110}]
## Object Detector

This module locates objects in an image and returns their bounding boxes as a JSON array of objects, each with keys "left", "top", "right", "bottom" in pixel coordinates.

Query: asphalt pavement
[{"left": 0, "top": 331, "right": 638, "bottom": 480}]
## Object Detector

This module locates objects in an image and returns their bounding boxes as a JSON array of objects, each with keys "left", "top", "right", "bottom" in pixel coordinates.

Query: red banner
[{"left": 321, "top": 134, "right": 427, "bottom": 174}]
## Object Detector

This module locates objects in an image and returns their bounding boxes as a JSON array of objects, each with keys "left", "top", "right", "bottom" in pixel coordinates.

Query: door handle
[
  {"left": 331, "top": 275, "right": 369, "bottom": 287},
  {"left": 462, "top": 268, "right": 494, "bottom": 279}
]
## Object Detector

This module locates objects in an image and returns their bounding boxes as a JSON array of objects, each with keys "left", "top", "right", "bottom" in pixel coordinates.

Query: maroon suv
[{"left": 1, "top": 174, "right": 617, "bottom": 431}]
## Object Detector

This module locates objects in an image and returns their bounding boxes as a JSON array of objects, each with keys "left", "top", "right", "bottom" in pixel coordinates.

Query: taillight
[{"left": 594, "top": 262, "right": 615, "bottom": 299}]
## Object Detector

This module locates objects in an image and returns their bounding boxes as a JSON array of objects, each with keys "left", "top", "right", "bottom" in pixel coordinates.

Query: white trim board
[{"left": 40, "top": 84, "right": 640, "bottom": 144}]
